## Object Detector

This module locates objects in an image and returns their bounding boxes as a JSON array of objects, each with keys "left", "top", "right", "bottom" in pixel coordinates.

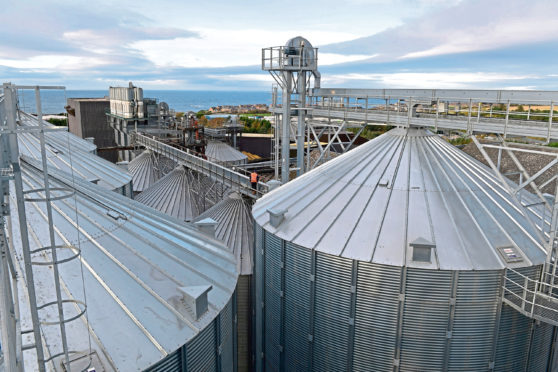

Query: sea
[{"left": 15, "top": 90, "right": 271, "bottom": 114}]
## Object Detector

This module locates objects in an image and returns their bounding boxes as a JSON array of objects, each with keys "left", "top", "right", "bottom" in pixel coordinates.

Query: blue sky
[{"left": 1, "top": 0, "right": 557, "bottom": 90}]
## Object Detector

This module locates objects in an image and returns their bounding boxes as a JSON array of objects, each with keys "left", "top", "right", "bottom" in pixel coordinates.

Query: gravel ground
[{"left": 461, "top": 141, "right": 558, "bottom": 194}]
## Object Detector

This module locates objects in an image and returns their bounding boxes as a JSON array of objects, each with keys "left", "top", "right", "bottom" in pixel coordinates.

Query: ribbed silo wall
[
  {"left": 143, "top": 294, "right": 237, "bottom": 372},
  {"left": 237, "top": 275, "right": 252, "bottom": 372},
  {"left": 254, "top": 226, "right": 555, "bottom": 372}
]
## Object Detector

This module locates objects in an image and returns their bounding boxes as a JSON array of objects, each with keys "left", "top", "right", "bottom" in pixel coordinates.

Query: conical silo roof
[
  {"left": 135, "top": 165, "right": 202, "bottom": 221},
  {"left": 206, "top": 141, "right": 248, "bottom": 166},
  {"left": 253, "top": 127, "right": 547, "bottom": 271},
  {"left": 128, "top": 150, "right": 175, "bottom": 192},
  {"left": 194, "top": 192, "right": 254, "bottom": 275},
  {"left": 17, "top": 131, "right": 131, "bottom": 192}
]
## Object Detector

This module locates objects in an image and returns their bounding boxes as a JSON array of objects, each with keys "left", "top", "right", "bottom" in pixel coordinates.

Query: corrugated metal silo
[
  {"left": 252, "top": 127, "right": 555, "bottom": 371},
  {"left": 194, "top": 192, "right": 254, "bottom": 372},
  {"left": 206, "top": 141, "right": 248, "bottom": 167},
  {"left": 128, "top": 150, "right": 175, "bottom": 194},
  {"left": 11, "top": 159, "right": 239, "bottom": 371},
  {"left": 135, "top": 165, "right": 202, "bottom": 222}
]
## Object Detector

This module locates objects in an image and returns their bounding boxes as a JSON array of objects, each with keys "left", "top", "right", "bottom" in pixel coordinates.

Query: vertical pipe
[
  {"left": 504, "top": 100, "right": 510, "bottom": 139},
  {"left": 4, "top": 84, "right": 46, "bottom": 372},
  {"left": 547, "top": 101, "right": 554, "bottom": 144},
  {"left": 435, "top": 99, "right": 439, "bottom": 133},
  {"left": 296, "top": 72, "right": 306, "bottom": 177},
  {"left": 281, "top": 72, "right": 292, "bottom": 183}
]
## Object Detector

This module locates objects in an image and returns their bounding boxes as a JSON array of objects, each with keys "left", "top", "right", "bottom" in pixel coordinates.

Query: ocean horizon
[{"left": 16, "top": 89, "right": 272, "bottom": 114}]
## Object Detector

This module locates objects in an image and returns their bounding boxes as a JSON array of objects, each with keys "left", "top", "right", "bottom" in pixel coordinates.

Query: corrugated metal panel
[
  {"left": 236, "top": 276, "right": 252, "bottom": 372},
  {"left": 313, "top": 252, "right": 352, "bottom": 372},
  {"left": 186, "top": 322, "right": 217, "bottom": 371},
  {"left": 264, "top": 233, "right": 282, "bottom": 372},
  {"left": 144, "top": 349, "right": 182, "bottom": 372},
  {"left": 220, "top": 298, "right": 235, "bottom": 372},
  {"left": 448, "top": 270, "right": 501, "bottom": 371},
  {"left": 206, "top": 141, "right": 248, "bottom": 166},
  {"left": 129, "top": 150, "right": 163, "bottom": 193},
  {"left": 253, "top": 127, "right": 546, "bottom": 270},
  {"left": 19, "top": 111, "right": 98, "bottom": 153},
  {"left": 353, "top": 262, "right": 401, "bottom": 371},
  {"left": 135, "top": 165, "right": 201, "bottom": 221},
  {"left": 18, "top": 132, "right": 132, "bottom": 193},
  {"left": 400, "top": 268, "right": 452, "bottom": 371},
  {"left": 254, "top": 227, "right": 265, "bottom": 372},
  {"left": 494, "top": 304, "right": 533, "bottom": 371},
  {"left": 284, "top": 242, "right": 312, "bottom": 371},
  {"left": 194, "top": 192, "right": 253, "bottom": 275},
  {"left": 527, "top": 322, "right": 554, "bottom": 372}
]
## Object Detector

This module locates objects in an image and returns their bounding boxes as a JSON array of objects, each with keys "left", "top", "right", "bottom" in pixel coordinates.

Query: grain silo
[
  {"left": 128, "top": 150, "right": 175, "bottom": 194},
  {"left": 252, "top": 127, "right": 556, "bottom": 372},
  {"left": 135, "top": 165, "right": 202, "bottom": 222},
  {"left": 194, "top": 192, "right": 254, "bottom": 372},
  {"left": 206, "top": 141, "right": 248, "bottom": 167},
  {"left": 11, "top": 158, "right": 239, "bottom": 371}
]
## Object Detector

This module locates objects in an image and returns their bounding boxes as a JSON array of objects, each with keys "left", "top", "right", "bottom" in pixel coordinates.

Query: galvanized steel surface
[
  {"left": 10, "top": 160, "right": 238, "bottom": 371},
  {"left": 194, "top": 192, "right": 254, "bottom": 275},
  {"left": 19, "top": 111, "right": 98, "bottom": 153},
  {"left": 128, "top": 150, "right": 175, "bottom": 193},
  {"left": 206, "top": 141, "right": 248, "bottom": 166},
  {"left": 135, "top": 166, "right": 202, "bottom": 222},
  {"left": 17, "top": 130, "right": 132, "bottom": 194},
  {"left": 254, "top": 226, "right": 553, "bottom": 372},
  {"left": 253, "top": 127, "right": 547, "bottom": 270}
]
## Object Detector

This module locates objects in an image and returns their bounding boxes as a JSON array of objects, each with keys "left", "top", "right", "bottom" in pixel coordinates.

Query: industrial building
[
  {"left": 65, "top": 97, "right": 117, "bottom": 162},
  {"left": 5, "top": 35, "right": 558, "bottom": 372}
]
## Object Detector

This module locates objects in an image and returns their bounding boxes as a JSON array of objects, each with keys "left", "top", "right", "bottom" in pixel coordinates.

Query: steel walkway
[{"left": 132, "top": 133, "right": 269, "bottom": 198}]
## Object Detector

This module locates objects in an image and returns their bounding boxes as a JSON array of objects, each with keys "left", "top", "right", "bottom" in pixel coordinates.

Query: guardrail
[
  {"left": 502, "top": 265, "right": 558, "bottom": 326},
  {"left": 133, "top": 133, "right": 269, "bottom": 198}
]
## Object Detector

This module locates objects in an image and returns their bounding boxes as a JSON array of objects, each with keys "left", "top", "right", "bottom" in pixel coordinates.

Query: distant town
[{"left": 207, "top": 104, "right": 269, "bottom": 114}]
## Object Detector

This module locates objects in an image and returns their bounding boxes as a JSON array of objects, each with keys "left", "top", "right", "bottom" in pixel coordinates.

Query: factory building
[{"left": 65, "top": 97, "right": 118, "bottom": 162}]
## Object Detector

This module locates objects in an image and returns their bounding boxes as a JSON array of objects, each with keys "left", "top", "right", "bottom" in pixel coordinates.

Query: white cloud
[
  {"left": 130, "top": 28, "right": 362, "bottom": 68},
  {"left": 320, "top": 53, "right": 377, "bottom": 66},
  {"left": 0, "top": 55, "right": 110, "bottom": 70}
]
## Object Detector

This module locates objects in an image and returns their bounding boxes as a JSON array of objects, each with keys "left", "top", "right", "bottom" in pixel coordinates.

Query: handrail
[{"left": 133, "top": 133, "right": 269, "bottom": 198}]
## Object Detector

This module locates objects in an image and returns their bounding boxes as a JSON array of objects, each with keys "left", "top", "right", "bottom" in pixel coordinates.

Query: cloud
[
  {"left": 322, "top": 0, "right": 558, "bottom": 62},
  {"left": 130, "top": 28, "right": 362, "bottom": 68}
]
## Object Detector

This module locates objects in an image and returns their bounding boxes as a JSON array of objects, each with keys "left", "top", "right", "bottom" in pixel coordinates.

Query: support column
[
  {"left": 281, "top": 72, "right": 292, "bottom": 183},
  {"left": 296, "top": 73, "right": 306, "bottom": 177}
]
